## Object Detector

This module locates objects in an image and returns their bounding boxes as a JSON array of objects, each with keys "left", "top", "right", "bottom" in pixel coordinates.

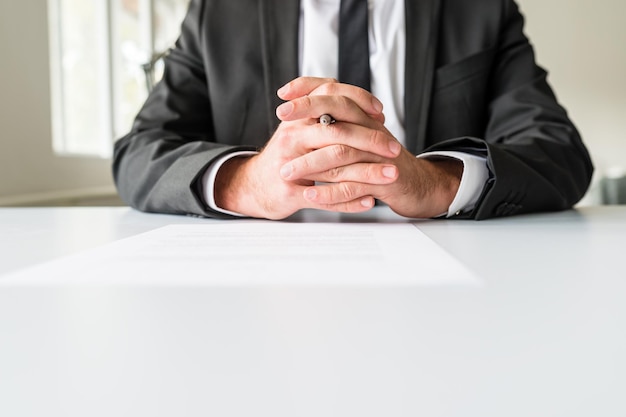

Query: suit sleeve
[
  {"left": 425, "top": 0, "right": 594, "bottom": 219},
  {"left": 112, "top": 0, "right": 255, "bottom": 217}
]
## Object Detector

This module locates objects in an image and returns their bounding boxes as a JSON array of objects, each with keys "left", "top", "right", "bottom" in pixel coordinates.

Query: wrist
[
  {"left": 411, "top": 156, "right": 463, "bottom": 217},
  {"left": 214, "top": 155, "right": 258, "bottom": 216},
  {"left": 428, "top": 156, "right": 463, "bottom": 207}
]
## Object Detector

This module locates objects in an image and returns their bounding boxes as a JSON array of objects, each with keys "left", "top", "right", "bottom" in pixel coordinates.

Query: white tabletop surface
[{"left": 1, "top": 206, "right": 625, "bottom": 416}]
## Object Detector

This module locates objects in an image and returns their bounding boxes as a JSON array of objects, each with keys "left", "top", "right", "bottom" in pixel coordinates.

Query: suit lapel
[
  {"left": 404, "top": 0, "right": 441, "bottom": 153},
  {"left": 259, "top": 0, "right": 300, "bottom": 133}
]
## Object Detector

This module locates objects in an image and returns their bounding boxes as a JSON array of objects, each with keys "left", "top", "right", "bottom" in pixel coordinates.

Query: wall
[
  {"left": 0, "top": 0, "right": 624, "bottom": 205},
  {"left": 0, "top": 0, "right": 115, "bottom": 205},
  {"left": 517, "top": 0, "right": 626, "bottom": 201}
]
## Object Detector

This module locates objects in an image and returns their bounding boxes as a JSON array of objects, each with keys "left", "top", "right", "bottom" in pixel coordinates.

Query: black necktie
[{"left": 338, "top": 0, "right": 370, "bottom": 91}]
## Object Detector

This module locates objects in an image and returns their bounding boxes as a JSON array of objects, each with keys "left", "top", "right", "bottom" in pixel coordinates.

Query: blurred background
[{"left": 0, "top": 0, "right": 624, "bottom": 207}]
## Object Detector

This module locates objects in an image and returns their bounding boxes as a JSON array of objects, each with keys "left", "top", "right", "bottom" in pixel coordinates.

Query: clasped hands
[{"left": 214, "top": 77, "right": 462, "bottom": 220}]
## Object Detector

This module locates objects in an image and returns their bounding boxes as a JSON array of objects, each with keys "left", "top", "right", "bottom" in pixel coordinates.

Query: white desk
[{"left": 1, "top": 206, "right": 625, "bottom": 416}]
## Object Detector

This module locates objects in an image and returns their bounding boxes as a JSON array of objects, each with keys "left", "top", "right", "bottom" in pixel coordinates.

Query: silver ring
[{"left": 319, "top": 114, "right": 336, "bottom": 126}]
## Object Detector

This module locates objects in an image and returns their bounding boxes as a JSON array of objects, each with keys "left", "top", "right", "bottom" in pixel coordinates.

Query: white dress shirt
[{"left": 203, "top": 0, "right": 489, "bottom": 217}]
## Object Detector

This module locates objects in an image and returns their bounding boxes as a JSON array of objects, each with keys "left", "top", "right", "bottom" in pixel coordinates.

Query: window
[{"left": 48, "top": 0, "right": 190, "bottom": 158}]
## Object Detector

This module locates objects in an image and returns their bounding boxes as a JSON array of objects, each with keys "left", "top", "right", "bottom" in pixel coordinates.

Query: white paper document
[{"left": 1, "top": 223, "right": 479, "bottom": 286}]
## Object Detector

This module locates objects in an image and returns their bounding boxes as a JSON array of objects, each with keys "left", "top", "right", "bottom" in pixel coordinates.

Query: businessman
[{"left": 113, "top": 0, "right": 594, "bottom": 220}]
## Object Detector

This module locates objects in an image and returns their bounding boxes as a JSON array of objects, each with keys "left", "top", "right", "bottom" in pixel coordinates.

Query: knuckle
[
  {"left": 294, "top": 96, "right": 312, "bottom": 110},
  {"left": 331, "top": 144, "right": 351, "bottom": 162},
  {"left": 327, "top": 82, "right": 341, "bottom": 95},
  {"left": 324, "top": 123, "right": 342, "bottom": 141},
  {"left": 294, "top": 95, "right": 313, "bottom": 112},
  {"left": 368, "top": 129, "right": 387, "bottom": 150},
  {"left": 298, "top": 155, "right": 313, "bottom": 173},
  {"left": 339, "top": 182, "right": 357, "bottom": 201},
  {"left": 316, "top": 83, "right": 335, "bottom": 96},
  {"left": 275, "top": 126, "right": 294, "bottom": 145},
  {"left": 328, "top": 94, "right": 350, "bottom": 111},
  {"left": 355, "top": 87, "right": 371, "bottom": 102},
  {"left": 326, "top": 166, "right": 342, "bottom": 181},
  {"left": 336, "top": 95, "right": 352, "bottom": 109},
  {"left": 365, "top": 164, "right": 379, "bottom": 181}
]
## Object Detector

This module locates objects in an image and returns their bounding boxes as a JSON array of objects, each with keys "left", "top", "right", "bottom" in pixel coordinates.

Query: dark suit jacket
[{"left": 112, "top": 0, "right": 594, "bottom": 219}]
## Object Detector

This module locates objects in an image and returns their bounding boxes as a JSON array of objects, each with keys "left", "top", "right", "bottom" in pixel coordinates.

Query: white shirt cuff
[
  {"left": 201, "top": 151, "right": 259, "bottom": 217},
  {"left": 417, "top": 151, "right": 489, "bottom": 217}
]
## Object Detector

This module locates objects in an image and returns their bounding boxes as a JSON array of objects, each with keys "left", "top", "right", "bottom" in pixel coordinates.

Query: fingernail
[
  {"left": 372, "top": 97, "right": 383, "bottom": 113},
  {"left": 389, "top": 141, "right": 401, "bottom": 155},
  {"left": 276, "top": 102, "right": 293, "bottom": 118},
  {"left": 382, "top": 166, "right": 396, "bottom": 178},
  {"left": 304, "top": 188, "right": 317, "bottom": 200},
  {"left": 277, "top": 84, "right": 289, "bottom": 97},
  {"left": 361, "top": 198, "right": 374, "bottom": 208},
  {"left": 280, "top": 164, "right": 292, "bottom": 179}
]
